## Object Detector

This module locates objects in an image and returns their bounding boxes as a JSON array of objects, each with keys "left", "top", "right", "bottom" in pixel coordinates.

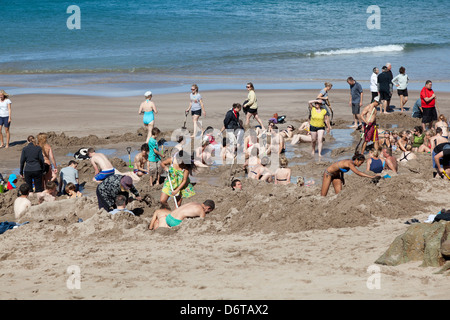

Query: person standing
[
  {"left": 317, "top": 82, "right": 333, "bottom": 119},
  {"left": 377, "top": 66, "right": 392, "bottom": 114},
  {"left": 0, "top": 90, "right": 12, "bottom": 148},
  {"left": 392, "top": 66, "right": 409, "bottom": 112},
  {"left": 221, "top": 103, "right": 244, "bottom": 160},
  {"left": 37, "top": 133, "right": 58, "bottom": 187},
  {"left": 420, "top": 80, "right": 439, "bottom": 131},
  {"left": 138, "top": 91, "right": 158, "bottom": 144},
  {"left": 243, "top": 83, "right": 265, "bottom": 130},
  {"left": 370, "top": 67, "right": 379, "bottom": 102},
  {"left": 308, "top": 99, "right": 331, "bottom": 158},
  {"left": 347, "top": 77, "right": 364, "bottom": 128},
  {"left": 185, "top": 84, "right": 205, "bottom": 138},
  {"left": 19, "top": 135, "right": 45, "bottom": 192},
  {"left": 385, "top": 63, "right": 394, "bottom": 111}
]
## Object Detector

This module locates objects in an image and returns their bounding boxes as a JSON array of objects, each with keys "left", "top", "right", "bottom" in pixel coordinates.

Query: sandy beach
[{"left": 1, "top": 87, "right": 450, "bottom": 300}]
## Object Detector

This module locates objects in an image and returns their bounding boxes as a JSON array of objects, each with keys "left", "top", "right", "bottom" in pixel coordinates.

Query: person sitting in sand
[
  {"left": 435, "top": 114, "right": 449, "bottom": 139},
  {"left": 37, "top": 181, "right": 58, "bottom": 204},
  {"left": 194, "top": 139, "right": 213, "bottom": 167},
  {"left": 397, "top": 130, "right": 410, "bottom": 153},
  {"left": 274, "top": 156, "right": 291, "bottom": 185},
  {"left": 418, "top": 129, "right": 434, "bottom": 153},
  {"left": 411, "top": 126, "right": 425, "bottom": 152},
  {"left": 321, "top": 153, "right": 379, "bottom": 196},
  {"left": 65, "top": 182, "right": 82, "bottom": 199},
  {"left": 380, "top": 147, "right": 398, "bottom": 174},
  {"left": 58, "top": 160, "right": 79, "bottom": 195},
  {"left": 267, "top": 123, "right": 285, "bottom": 155},
  {"left": 138, "top": 91, "right": 158, "bottom": 144},
  {"left": 149, "top": 200, "right": 215, "bottom": 230},
  {"left": 379, "top": 130, "right": 393, "bottom": 150},
  {"left": 366, "top": 149, "right": 384, "bottom": 174},
  {"left": 248, "top": 156, "right": 272, "bottom": 182},
  {"left": 360, "top": 96, "right": 380, "bottom": 154},
  {"left": 109, "top": 194, "right": 135, "bottom": 215},
  {"left": 397, "top": 144, "right": 417, "bottom": 163},
  {"left": 133, "top": 144, "right": 150, "bottom": 177},
  {"left": 280, "top": 124, "right": 296, "bottom": 140},
  {"left": 231, "top": 179, "right": 242, "bottom": 191},
  {"left": 88, "top": 148, "right": 115, "bottom": 182},
  {"left": 14, "top": 183, "right": 32, "bottom": 219}
]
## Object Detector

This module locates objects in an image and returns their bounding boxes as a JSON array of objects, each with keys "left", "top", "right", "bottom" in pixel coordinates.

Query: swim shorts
[
  {"left": 165, "top": 213, "right": 182, "bottom": 227},
  {"left": 143, "top": 111, "right": 154, "bottom": 125},
  {"left": 94, "top": 168, "right": 115, "bottom": 181},
  {"left": 364, "top": 122, "right": 378, "bottom": 142}
]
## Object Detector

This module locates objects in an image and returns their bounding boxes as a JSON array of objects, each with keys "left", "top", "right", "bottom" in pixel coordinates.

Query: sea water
[{"left": 1, "top": 0, "right": 449, "bottom": 96}]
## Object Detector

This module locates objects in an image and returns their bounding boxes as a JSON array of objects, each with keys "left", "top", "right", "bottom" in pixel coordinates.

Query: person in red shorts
[
  {"left": 420, "top": 80, "right": 440, "bottom": 131},
  {"left": 360, "top": 96, "right": 381, "bottom": 154}
]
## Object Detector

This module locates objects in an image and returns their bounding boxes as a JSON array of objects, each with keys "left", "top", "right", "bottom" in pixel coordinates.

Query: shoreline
[{"left": 2, "top": 73, "right": 450, "bottom": 97}]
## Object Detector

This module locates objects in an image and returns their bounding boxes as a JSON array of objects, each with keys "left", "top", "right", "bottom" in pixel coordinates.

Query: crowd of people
[{"left": 1, "top": 68, "right": 449, "bottom": 228}]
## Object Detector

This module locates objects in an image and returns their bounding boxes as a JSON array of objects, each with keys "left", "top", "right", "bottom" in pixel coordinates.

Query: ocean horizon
[{"left": 1, "top": 0, "right": 449, "bottom": 96}]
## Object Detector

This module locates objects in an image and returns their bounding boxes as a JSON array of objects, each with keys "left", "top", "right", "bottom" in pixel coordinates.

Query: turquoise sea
[{"left": 1, "top": 0, "right": 449, "bottom": 95}]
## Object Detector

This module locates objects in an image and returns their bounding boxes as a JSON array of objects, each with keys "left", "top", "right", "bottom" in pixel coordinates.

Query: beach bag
[
  {"left": 74, "top": 148, "right": 89, "bottom": 160},
  {"left": 242, "top": 100, "right": 249, "bottom": 114}
]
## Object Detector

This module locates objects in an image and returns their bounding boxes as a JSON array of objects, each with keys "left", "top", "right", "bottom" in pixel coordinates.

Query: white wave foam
[{"left": 313, "top": 45, "right": 405, "bottom": 56}]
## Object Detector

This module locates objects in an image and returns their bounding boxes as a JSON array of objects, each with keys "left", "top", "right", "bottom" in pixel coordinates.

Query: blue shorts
[
  {"left": 94, "top": 168, "right": 115, "bottom": 181},
  {"left": 0, "top": 117, "right": 10, "bottom": 127}
]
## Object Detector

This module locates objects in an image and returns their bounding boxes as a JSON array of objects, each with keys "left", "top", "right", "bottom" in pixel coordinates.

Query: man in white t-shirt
[
  {"left": 370, "top": 67, "right": 379, "bottom": 103},
  {"left": 0, "top": 90, "right": 12, "bottom": 148}
]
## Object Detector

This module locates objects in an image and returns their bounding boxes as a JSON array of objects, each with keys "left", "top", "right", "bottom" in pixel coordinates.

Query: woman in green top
[
  {"left": 411, "top": 126, "right": 425, "bottom": 151},
  {"left": 160, "top": 151, "right": 197, "bottom": 209}
]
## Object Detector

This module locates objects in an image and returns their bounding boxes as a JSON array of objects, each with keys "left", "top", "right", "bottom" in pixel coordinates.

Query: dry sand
[{"left": 1, "top": 88, "right": 450, "bottom": 300}]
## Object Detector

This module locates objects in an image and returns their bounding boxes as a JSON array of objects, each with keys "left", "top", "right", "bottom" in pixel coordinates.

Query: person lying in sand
[
  {"left": 321, "top": 153, "right": 379, "bottom": 196},
  {"left": 149, "top": 200, "right": 215, "bottom": 230},
  {"left": 291, "top": 121, "right": 313, "bottom": 145},
  {"left": 279, "top": 124, "right": 295, "bottom": 140}
]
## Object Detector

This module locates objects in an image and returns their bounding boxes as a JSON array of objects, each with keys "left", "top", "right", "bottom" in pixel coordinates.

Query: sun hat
[{"left": 144, "top": 91, "right": 152, "bottom": 97}]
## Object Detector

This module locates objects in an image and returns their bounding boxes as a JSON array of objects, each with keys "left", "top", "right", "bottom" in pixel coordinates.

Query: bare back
[
  {"left": 171, "top": 202, "right": 205, "bottom": 220},
  {"left": 91, "top": 153, "right": 113, "bottom": 171}
]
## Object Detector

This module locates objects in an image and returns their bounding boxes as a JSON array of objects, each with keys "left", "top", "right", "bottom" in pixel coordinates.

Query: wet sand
[{"left": 1, "top": 88, "right": 450, "bottom": 300}]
